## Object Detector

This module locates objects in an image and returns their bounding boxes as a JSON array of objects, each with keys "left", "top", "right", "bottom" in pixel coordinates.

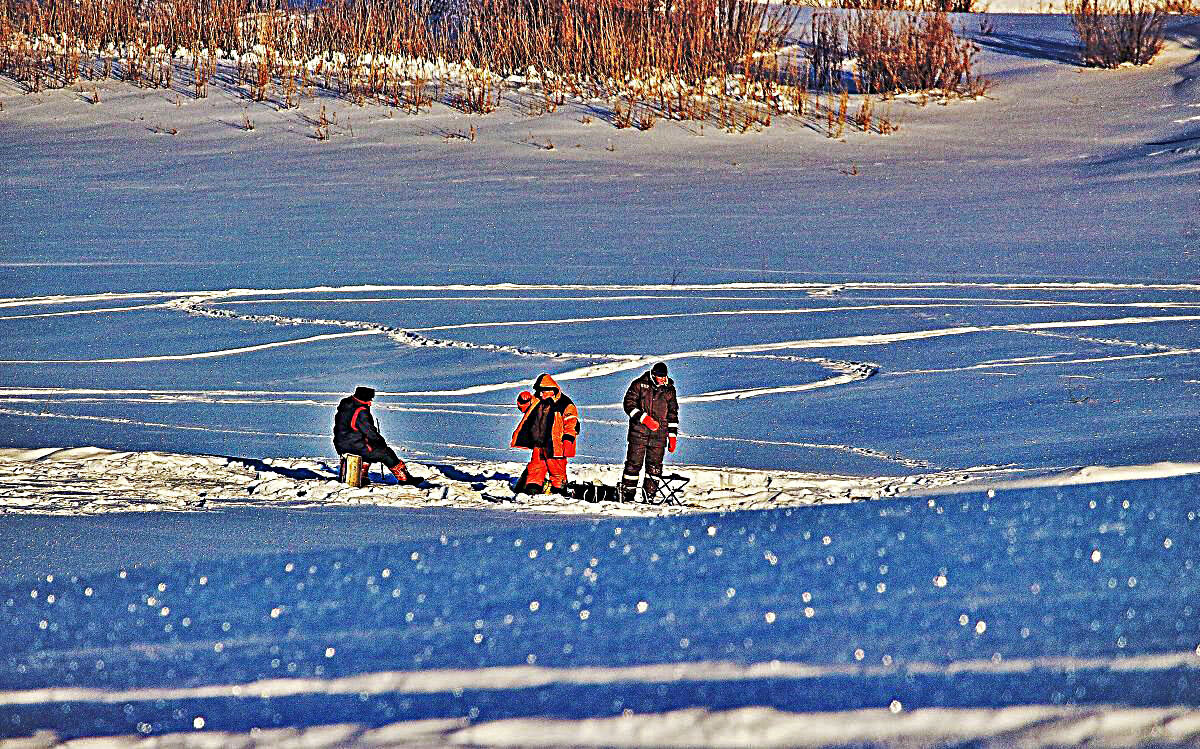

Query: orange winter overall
[{"left": 510, "top": 374, "right": 580, "bottom": 493}]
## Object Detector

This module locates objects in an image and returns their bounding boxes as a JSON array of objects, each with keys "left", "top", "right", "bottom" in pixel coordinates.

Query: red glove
[
  {"left": 562, "top": 434, "right": 576, "bottom": 458},
  {"left": 640, "top": 413, "right": 660, "bottom": 431},
  {"left": 516, "top": 391, "right": 534, "bottom": 412},
  {"left": 668, "top": 436, "right": 676, "bottom": 453}
]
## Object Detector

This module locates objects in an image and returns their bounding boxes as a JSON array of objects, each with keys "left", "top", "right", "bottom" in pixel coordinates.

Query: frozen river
[
  {"left": 2, "top": 475, "right": 1198, "bottom": 745},
  {"left": 1, "top": 282, "right": 1198, "bottom": 475}
]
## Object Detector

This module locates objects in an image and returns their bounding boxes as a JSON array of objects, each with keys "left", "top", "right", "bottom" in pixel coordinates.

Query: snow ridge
[
  {"left": 2, "top": 446, "right": 1197, "bottom": 516},
  {"left": 13, "top": 705, "right": 1200, "bottom": 748},
  {"left": 0, "top": 446, "right": 998, "bottom": 515},
  {"left": 7, "top": 651, "right": 1200, "bottom": 705}
]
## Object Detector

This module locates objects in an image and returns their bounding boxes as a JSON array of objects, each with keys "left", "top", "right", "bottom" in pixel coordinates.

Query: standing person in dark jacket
[
  {"left": 333, "top": 386, "right": 419, "bottom": 485},
  {"left": 621, "top": 362, "right": 678, "bottom": 501},
  {"left": 510, "top": 374, "right": 580, "bottom": 494}
]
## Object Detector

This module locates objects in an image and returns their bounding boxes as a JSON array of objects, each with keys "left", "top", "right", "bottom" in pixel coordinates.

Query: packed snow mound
[
  {"left": 4, "top": 446, "right": 1200, "bottom": 516},
  {"left": 12, "top": 705, "right": 1200, "bottom": 747}
]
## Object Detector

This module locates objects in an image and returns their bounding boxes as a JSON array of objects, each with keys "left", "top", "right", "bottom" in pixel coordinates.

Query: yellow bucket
[{"left": 339, "top": 454, "right": 365, "bottom": 487}]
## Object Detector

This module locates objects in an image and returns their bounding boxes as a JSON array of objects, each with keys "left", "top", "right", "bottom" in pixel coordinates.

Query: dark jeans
[
  {"left": 361, "top": 444, "right": 403, "bottom": 470},
  {"left": 623, "top": 430, "right": 667, "bottom": 495}
]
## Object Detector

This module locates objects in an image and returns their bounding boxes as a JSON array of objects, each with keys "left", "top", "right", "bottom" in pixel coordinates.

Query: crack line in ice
[
  {"left": 4, "top": 651, "right": 1199, "bottom": 706},
  {"left": 1022, "top": 329, "right": 1183, "bottom": 351},
  {"left": 887, "top": 347, "right": 1200, "bottom": 376},
  {"left": 212, "top": 294, "right": 843, "bottom": 304},
  {"left": 409, "top": 313, "right": 1200, "bottom": 396},
  {"left": 167, "top": 292, "right": 616, "bottom": 363},
  {"left": 669, "top": 433, "right": 929, "bottom": 468},
  {"left": 578, "top": 359, "right": 877, "bottom": 406},
  {"left": 679, "top": 363, "right": 877, "bottom": 403},
  {"left": 0, "top": 388, "right": 487, "bottom": 399},
  {"left": 5, "top": 280, "right": 1200, "bottom": 310},
  {"left": 846, "top": 293, "right": 1200, "bottom": 308},
  {"left": 441, "top": 705, "right": 1200, "bottom": 747},
  {"left": 0, "top": 397, "right": 521, "bottom": 419},
  {"left": 401, "top": 302, "right": 1186, "bottom": 333}
]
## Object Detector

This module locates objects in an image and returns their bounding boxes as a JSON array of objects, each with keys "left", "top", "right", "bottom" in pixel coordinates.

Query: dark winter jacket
[
  {"left": 623, "top": 370, "right": 678, "bottom": 440},
  {"left": 333, "top": 396, "right": 387, "bottom": 456}
]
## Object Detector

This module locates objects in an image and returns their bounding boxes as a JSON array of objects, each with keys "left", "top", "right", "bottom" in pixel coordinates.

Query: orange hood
[{"left": 533, "top": 373, "right": 560, "bottom": 392}]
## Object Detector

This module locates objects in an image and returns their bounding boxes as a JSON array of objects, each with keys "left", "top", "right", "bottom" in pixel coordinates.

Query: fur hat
[{"left": 353, "top": 386, "right": 376, "bottom": 401}]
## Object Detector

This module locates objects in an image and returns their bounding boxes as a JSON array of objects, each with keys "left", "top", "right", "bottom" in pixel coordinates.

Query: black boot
[{"left": 513, "top": 469, "right": 530, "bottom": 496}]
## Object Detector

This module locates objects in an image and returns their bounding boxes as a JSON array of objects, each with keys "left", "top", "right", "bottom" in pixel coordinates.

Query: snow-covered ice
[
  {"left": 2, "top": 472, "right": 1200, "bottom": 746},
  {"left": 2, "top": 280, "right": 1200, "bottom": 476}
]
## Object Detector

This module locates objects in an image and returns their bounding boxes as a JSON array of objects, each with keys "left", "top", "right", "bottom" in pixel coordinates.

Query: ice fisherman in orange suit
[{"left": 510, "top": 374, "right": 580, "bottom": 494}]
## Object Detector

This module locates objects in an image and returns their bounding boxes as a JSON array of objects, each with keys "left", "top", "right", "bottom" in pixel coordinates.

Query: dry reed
[
  {"left": 0, "top": 0, "right": 984, "bottom": 135},
  {"left": 1068, "top": 0, "right": 1166, "bottom": 67}
]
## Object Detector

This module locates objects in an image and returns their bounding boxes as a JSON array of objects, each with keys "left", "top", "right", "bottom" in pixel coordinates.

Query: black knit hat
[
  {"left": 651, "top": 362, "right": 668, "bottom": 377},
  {"left": 353, "top": 386, "right": 376, "bottom": 401}
]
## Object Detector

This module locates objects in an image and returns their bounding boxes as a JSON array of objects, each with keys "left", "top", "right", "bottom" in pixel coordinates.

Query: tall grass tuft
[
  {"left": 847, "top": 9, "right": 988, "bottom": 96},
  {"left": 1069, "top": 0, "right": 1166, "bottom": 67}
]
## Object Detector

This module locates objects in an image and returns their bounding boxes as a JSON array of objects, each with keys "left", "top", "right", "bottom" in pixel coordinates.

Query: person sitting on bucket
[
  {"left": 621, "top": 361, "right": 678, "bottom": 502},
  {"left": 510, "top": 374, "right": 580, "bottom": 495},
  {"left": 333, "top": 386, "right": 421, "bottom": 486}
]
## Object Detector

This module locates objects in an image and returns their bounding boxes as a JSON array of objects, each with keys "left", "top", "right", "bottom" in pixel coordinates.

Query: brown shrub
[
  {"left": 810, "top": 0, "right": 986, "bottom": 12},
  {"left": 1068, "top": 0, "right": 1166, "bottom": 67},
  {"left": 847, "top": 9, "right": 988, "bottom": 96}
]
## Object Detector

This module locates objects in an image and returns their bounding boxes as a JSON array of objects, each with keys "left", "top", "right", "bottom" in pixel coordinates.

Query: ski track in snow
[
  {"left": 0, "top": 329, "right": 382, "bottom": 364},
  {"left": 1, "top": 281, "right": 1199, "bottom": 495}
]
